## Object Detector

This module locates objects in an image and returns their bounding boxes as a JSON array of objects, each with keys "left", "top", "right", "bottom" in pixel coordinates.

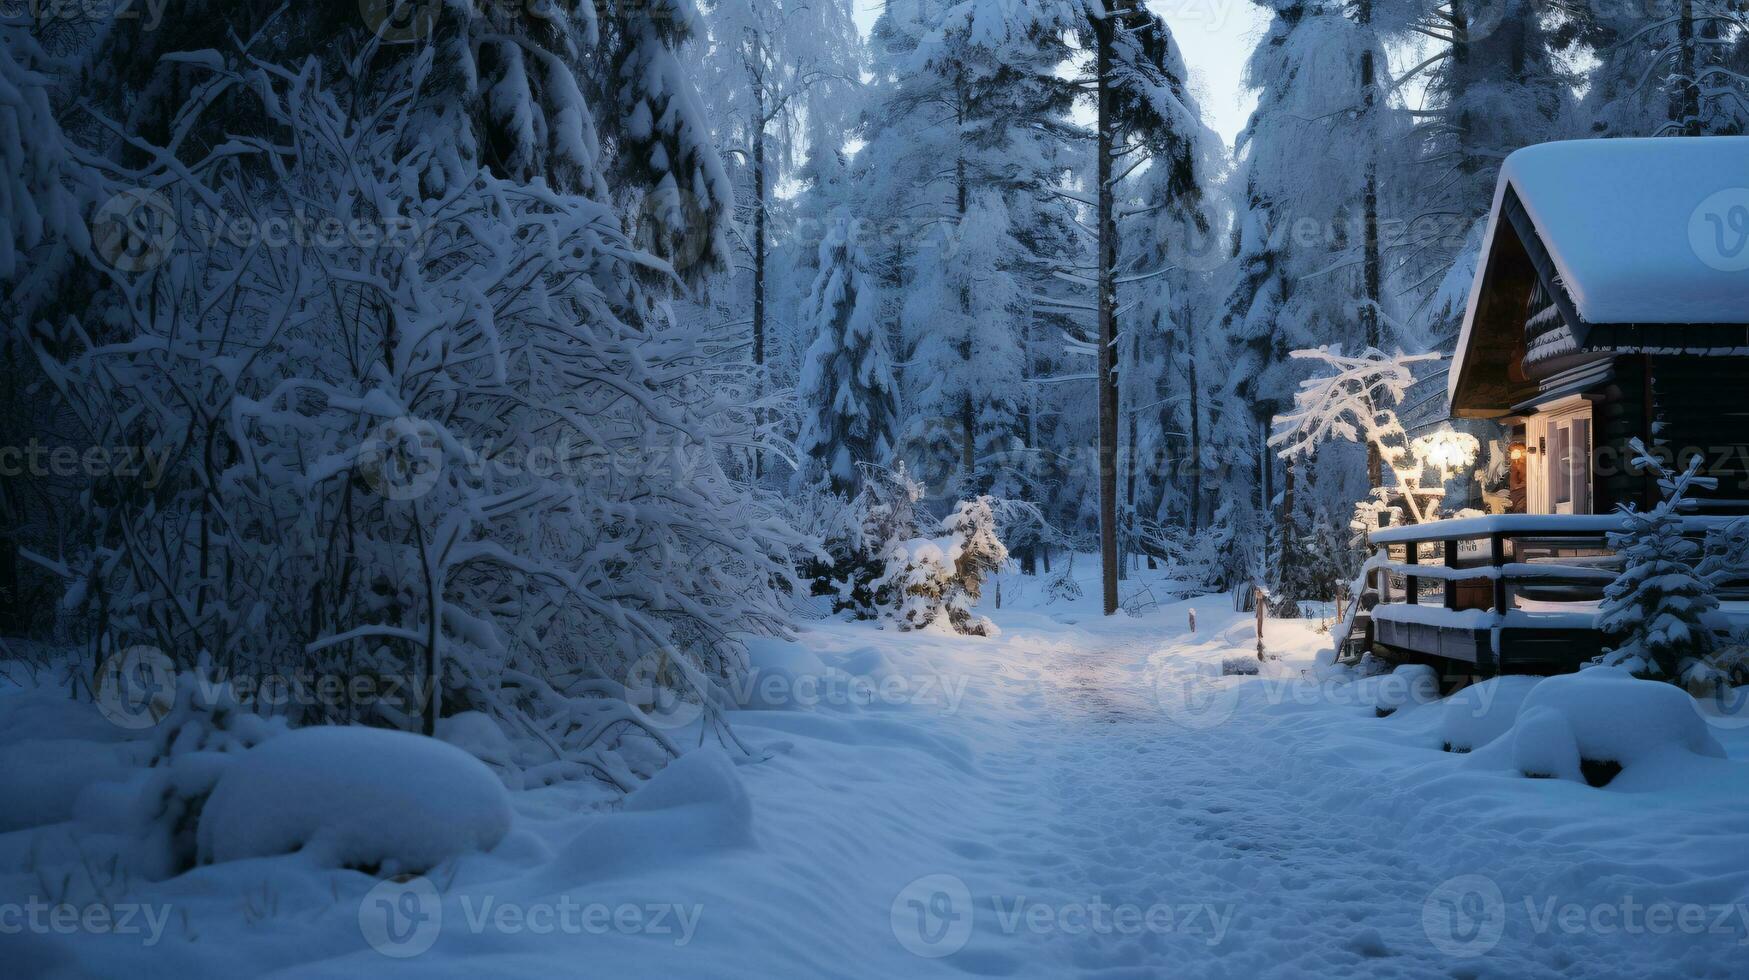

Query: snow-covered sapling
[
  {"left": 879, "top": 496, "right": 1010, "bottom": 636},
  {"left": 1596, "top": 440, "right": 1719, "bottom": 687}
]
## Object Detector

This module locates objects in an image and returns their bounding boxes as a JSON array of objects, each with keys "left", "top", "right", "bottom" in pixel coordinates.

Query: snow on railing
[{"left": 1365, "top": 513, "right": 1740, "bottom": 619}]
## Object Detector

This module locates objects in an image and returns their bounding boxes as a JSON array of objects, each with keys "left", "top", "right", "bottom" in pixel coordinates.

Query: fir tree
[
  {"left": 795, "top": 211, "right": 900, "bottom": 496},
  {"left": 1598, "top": 440, "right": 1720, "bottom": 684}
]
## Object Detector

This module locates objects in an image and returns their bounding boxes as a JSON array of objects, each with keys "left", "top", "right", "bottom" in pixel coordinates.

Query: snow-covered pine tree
[
  {"left": 1116, "top": 127, "right": 1219, "bottom": 571},
  {"left": 860, "top": 0, "right": 1079, "bottom": 501},
  {"left": 1561, "top": 0, "right": 1749, "bottom": 137},
  {"left": 597, "top": 0, "right": 736, "bottom": 291},
  {"left": 1397, "top": 0, "right": 1571, "bottom": 346},
  {"left": 696, "top": 0, "right": 864, "bottom": 468},
  {"left": 902, "top": 192, "right": 1026, "bottom": 495},
  {"left": 1597, "top": 440, "right": 1720, "bottom": 686},
  {"left": 795, "top": 211, "right": 900, "bottom": 496}
]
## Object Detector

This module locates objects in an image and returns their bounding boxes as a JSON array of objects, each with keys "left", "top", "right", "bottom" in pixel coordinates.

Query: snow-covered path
[
  {"left": 9, "top": 572, "right": 1749, "bottom": 978},
  {"left": 690, "top": 587, "right": 1749, "bottom": 979}
]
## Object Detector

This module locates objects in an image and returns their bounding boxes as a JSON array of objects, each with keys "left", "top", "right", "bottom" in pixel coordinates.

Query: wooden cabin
[
  {"left": 1354, "top": 137, "right": 1749, "bottom": 678},
  {"left": 1446, "top": 136, "right": 1749, "bottom": 517}
]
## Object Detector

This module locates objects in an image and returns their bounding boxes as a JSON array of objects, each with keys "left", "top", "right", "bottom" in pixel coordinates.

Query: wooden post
[
  {"left": 1444, "top": 538, "right": 1459, "bottom": 609},
  {"left": 1255, "top": 587, "right": 1266, "bottom": 661},
  {"left": 1404, "top": 540, "right": 1419, "bottom": 605},
  {"left": 1491, "top": 533, "right": 1508, "bottom": 613}
]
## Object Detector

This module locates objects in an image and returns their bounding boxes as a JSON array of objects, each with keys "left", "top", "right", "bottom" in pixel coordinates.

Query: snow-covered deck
[{"left": 1361, "top": 514, "right": 1746, "bottom": 672}]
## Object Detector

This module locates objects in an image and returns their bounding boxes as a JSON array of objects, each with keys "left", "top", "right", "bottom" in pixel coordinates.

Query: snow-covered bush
[
  {"left": 27, "top": 52, "right": 794, "bottom": 789},
  {"left": 879, "top": 496, "right": 1010, "bottom": 636},
  {"left": 1699, "top": 517, "right": 1749, "bottom": 591},
  {"left": 1220, "top": 656, "right": 1260, "bottom": 676},
  {"left": 198, "top": 726, "right": 511, "bottom": 873},
  {"left": 74, "top": 665, "right": 288, "bottom": 880},
  {"left": 1044, "top": 554, "right": 1084, "bottom": 604},
  {"left": 1596, "top": 440, "right": 1718, "bottom": 687},
  {"left": 1501, "top": 669, "right": 1725, "bottom": 785},
  {"left": 798, "top": 463, "right": 926, "bottom": 618}
]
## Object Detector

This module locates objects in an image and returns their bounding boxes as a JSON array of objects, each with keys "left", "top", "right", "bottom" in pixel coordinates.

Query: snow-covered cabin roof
[{"left": 1448, "top": 137, "right": 1749, "bottom": 417}]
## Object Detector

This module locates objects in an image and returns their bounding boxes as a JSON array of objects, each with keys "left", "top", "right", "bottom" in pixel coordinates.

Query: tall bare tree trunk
[
  {"left": 1676, "top": 0, "right": 1701, "bottom": 135},
  {"left": 1186, "top": 319, "right": 1203, "bottom": 535},
  {"left": 1358, "top": 0, "right": 1383, "bottom": 492},
  {"left": 751, "top": 79, "right": 767, "bottom": 481},
  {"left": 1095, "top": 12, "right": 1120, "bottom": 616}
]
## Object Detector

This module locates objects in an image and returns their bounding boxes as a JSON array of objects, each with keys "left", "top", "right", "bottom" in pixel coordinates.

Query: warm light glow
[
  {"left": 1412, "top": 428, "right": 1482, "bottom": 479},
  {"left": 1509, "top": 443, "right": 1526, "bottom": 461}
]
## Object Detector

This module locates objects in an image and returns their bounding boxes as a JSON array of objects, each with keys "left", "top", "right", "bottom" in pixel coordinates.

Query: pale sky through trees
[{"left": 849, "top": 0, "right": 1270, "bottom": 150}]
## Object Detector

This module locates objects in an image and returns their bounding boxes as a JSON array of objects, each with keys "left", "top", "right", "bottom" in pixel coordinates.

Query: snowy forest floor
[{"left": 7, "top": 559, "right": 1749, "bottom": 978}]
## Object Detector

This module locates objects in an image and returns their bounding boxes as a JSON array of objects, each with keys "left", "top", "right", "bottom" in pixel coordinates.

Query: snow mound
[
  {"left": 1367, "top": 664, "right": 1440, "bottom": 716},
  {"left": 1481, "top": 669, "right": 1728, "bottom": 782},
  {"left": 436, "top": 711, "right": 523, "bottom": 790},
  {"left": 626, "top": 746, "right": 752, "bottom": 825},
  {"left": 1511, "top": 705, "right": 1583, "bottom": 781},
  {"left": 197, "top": 726, "right": 511, "bottom": 873},
  {"left": 1521, "top": 669, "right": 1725, "bottom": 764},
  {"left": 542, "top": 748, "right": 753, "bottom": 886},
  {"left": 1438, "top": 676, "right": 1542, "bottom": 752}
]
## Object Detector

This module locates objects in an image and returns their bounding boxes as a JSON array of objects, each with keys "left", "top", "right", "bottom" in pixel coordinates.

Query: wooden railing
[{"left": 1366, "top": 514, "right": 1743, "bottom": 616}]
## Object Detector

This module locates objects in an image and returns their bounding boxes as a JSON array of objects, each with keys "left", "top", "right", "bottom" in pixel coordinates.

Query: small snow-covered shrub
[
  {"left": 1596, "top": 441, "right": 1718, "bottom": 685},
  {"left": 878, "top": 496, "right": 1009, "bottom": 635},
  {"left": 1369, "top": 664, "right": 1440, "bottom": 717},
  {"left": 198, "top": 726, "right": 511, "bottom": 874},
  {"left": 1438, "top": 676, "right": 1541, "bottom": 753},
  {"left": 1504, "top": 669, "right": 1725, "bottom": 785},
  {"left": 68, "top": 666, "right": 289, "bottom": 880},
  {"left": 1045, "top": 558, "right": 1084, "bottom": 604},
  {"left": 797, "top": 464, "right": 925, "bottom": 618},
  {"left": 436, "top": 711, "right": 523, "bottom": 790},
  {"left": 1221, "top": 656, "right": 1260, "bottom": 676}
]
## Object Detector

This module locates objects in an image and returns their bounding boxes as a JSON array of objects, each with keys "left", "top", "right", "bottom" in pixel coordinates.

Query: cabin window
[{"left": 1526, "top": 401, "right": 1592, "bottom": 515}]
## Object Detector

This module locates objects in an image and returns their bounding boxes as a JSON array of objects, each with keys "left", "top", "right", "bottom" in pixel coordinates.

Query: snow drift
[{"left": 197, "top": 726, "right": 512, "bottom": 873}]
